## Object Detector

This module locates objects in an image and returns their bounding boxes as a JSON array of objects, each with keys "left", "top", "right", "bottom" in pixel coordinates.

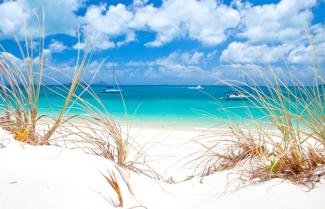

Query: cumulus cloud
[
  {"left": 132, "top": 0, "right": 240, "bottom": 47},
  {"left": 82, "top": 3, "right": 134, "bottom": 49},
  {"left": 77, "top": 0, "right": 320, "bottom": 49},
  {"left": 67, "top": 51, "right": 218, "bottom": 84},
  {"left": 238, "top": 0, "right": 316, "bottom": 43},
  {"left": 219, "top": 0, "right": 325, "bottom": 69},
  {"left": 0, "top": 0, "right": 320, "bottom": 51},
  {"left": 116, "top": 31, "right": 136, "bottom": 47},
  {"left": 0, "top": 0, "right": 81, "bottom": 39},
  {"left": 153, "top": 52, "right": 204, "bottom": 77},
  {"left": 122, "top": 51, "right": 215, "bottom": 81},
  {"left": 73, "top": 42, "right": 86, "bottom": 50},
  {"left": 42, "top": 40, "right": 68, "bottom": 60},
  {"left": 221, "top": 21, "right": 325, "bottom": 66},
  {"left": 220, "top": 42, "right": 294, "bottom": 64},
  {"left": 0, "top": 0, "right": 30, "bottom": 38},
  {"left": 287, "top": 42, "right": 325, "bottom": 64},
  {"left": 48, "top": 40, "right": 68, "bottom": 53},
  {"left": 0, "top": 51, "right": 73, "bottom": 85},
  {"left": 81, "top": 0, "right": 240, "bottom": 49},
  {"left": 220, "top": 40, "right": 325, "bottom": 69},
  {"left": 1, "top": 0, "right": 324, "bottom": 85},
  {"left": 0, "top": 49, "right": 217, "bottom": 85}
]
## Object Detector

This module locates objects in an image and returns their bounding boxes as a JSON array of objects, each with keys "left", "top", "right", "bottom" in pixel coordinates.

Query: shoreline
[{"left": 37, "top": 113, "right": 284, "bottom": 132}]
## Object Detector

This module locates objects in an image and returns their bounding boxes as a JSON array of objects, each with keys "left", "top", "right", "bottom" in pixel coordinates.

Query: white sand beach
[
  {"left": 1, "top": 126, "right": 324, "bottom": 209},
  {"left": 0, "top": 0, "right": 325, "bottom": 208}
]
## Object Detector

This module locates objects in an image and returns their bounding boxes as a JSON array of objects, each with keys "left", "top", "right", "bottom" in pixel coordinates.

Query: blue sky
[{"left": 0, "top": 0, "right": 325, "bottom": 85}]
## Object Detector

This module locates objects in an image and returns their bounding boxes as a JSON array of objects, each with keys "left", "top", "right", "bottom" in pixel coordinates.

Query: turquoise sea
[{"left": 36, "top": 85, "right": 266, "bottom": 127}]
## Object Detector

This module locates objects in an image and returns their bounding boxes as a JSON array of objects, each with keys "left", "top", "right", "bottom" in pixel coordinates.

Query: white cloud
[
  {"left": 82, "top": 3, "right": 134, "bottom": 49},
  {"left": 130, "top": 0, "right": 240, "bottom": 47},
  {"left": 73, "top": 42, "right": 86, "bottom": 50},
  {"left": 1, "top": 0, "right": 320, "bottom": 52},
  {"left": 221, "top": 42, "right": 294, "bottom": 64},
  {"left": 28, "top": 0, "right": 81, "bottom": 35},
  {"left": 133, "top": 0, "right": 150, "bottom": 7},
  {"left": 48, "top": 40, "right": 67, "bottom": 53},
  {"left": 0, "top": 50, "right": 215, "bottom": 85},
  {"left": 154, "top": 53, "right": 204, "bottom": 77},
  {"left": 123, "top": 51, "right": 214, "bottom": 79},
  {"left": 287, "top": 42, "right": 325, "bottom": 64},
  {"left": 310, "top": 23, "right": 325, "bottom": 44},
  {"left": 221, "top": 22, "right": 325, "bottom": 66},
  {"left": 206, "top": 50, "right": 217, "bottom": 60},
  {"left": 238, "top": 0, "right": 316, "bottom": 43},
  {"left": 219, "top": 20, "right": 325, "bottom": 85},
  {"left": 117, "top": 32, "right": 136, "bottom": 47},
  {"left": 81, "top": 0, "right": 240, "bottom": 49},
  {"left": 0, "top": 52, "right": 22, "bottom": 63},
  {"left": 0, "top": 1, "right": 30, "bottom": 38},
  {"left": 181, "top": 52, "right": 205, "bottom": 65},
  {"left": 0, "top": 51, "right": 72, "bottom": 85},
  {"left": 0, "top": 0, "right": 81, "bottom": 39},
  {"left": 41, "top": 40, "right": 68, "bottom": 60}
]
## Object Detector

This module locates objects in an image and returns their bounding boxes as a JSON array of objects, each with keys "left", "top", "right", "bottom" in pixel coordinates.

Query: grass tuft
[
  {"left": 190, "top": 32, "right": 325, "bottom": 188},
  {"left": 0, "top": 23, "right": 91, "bottom": 145}
]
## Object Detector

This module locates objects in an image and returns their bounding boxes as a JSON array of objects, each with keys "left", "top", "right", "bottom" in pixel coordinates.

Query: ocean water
[{"left": 36, "top": 85, "right": 266, "bottom": 127}]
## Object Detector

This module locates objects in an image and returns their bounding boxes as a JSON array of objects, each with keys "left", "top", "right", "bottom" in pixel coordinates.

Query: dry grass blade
[{"left": 102, "top": 170, "right": 124, "bottom": 207}]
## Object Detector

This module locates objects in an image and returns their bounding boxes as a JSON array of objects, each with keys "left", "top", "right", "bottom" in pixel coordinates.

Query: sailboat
[{"left": 103, "top": 66, "right": 123, "bottom": 93}]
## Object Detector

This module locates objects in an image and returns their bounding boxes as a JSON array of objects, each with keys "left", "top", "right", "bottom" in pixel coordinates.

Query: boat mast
[{"left": 112, "top": 65, "right": 121, "bottom": 89}]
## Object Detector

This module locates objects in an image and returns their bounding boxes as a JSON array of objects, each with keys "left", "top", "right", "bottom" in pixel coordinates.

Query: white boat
[
  {"left": 188, "top": 85, "right": 204, "bottom": 90},
  {"left": 102, "top": 66, "right": 123, "bottom": 93},
  {"left": 224, "top": 72, "right": 251, "bottom": 100},
  {"left": 103, "top": 88, "right": 122, "bottom": 93},
  {"left": 225, "top": 91, "right": 250, "bottom": 100}
]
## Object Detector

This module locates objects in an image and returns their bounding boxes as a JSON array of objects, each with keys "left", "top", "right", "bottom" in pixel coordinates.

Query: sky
[{"left": 0, "top": 0, "right": 325, "bottom": 85}]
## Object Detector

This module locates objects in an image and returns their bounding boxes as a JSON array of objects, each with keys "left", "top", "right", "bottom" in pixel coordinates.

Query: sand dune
[{"left": 1, "top": 127, "right": 324, "bottom": 209}]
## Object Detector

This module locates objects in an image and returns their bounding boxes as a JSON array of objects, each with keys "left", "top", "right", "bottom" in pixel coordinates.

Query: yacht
[
  {"left": 188, "top": 85, "right": 204, "bottom": 90},
  {"left": 103, "top": 87, "right": 123, "bottom": 93},
  {"left": 223, "top": 72, "right": 251, "bottom": 100},
  {"left": 225, "top": 91, "right": 250, "bottom": 100}
]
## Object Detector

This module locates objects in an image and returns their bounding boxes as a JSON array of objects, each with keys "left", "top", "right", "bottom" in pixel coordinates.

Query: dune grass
[
  {"left": 191, "top": 40, "right": 325, "bottom": 188},
  {"left": 0, "top": 30, "right": 154, "bottom": 187},
  {"left": 241, "top": 77, "right": 325, "bottom": 188},
  {"left": 0, "top": 33, "right": 91, "bottom": 145},
  {"left": 0, "top": 22, "right": 159, "bottom": 209},
  {"left": 0, "top": 22, "right": 131, "bottom": 171},
  {"left": 0, "top": 19, "right": 130, "bottom": 164}
]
